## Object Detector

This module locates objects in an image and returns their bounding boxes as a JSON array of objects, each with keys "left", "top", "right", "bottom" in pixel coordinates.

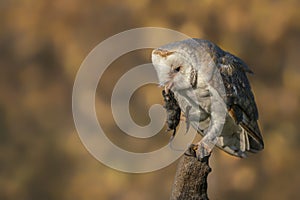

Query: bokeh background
[{"left": 1, "top": 0, "right": 300, "bottom": 199}]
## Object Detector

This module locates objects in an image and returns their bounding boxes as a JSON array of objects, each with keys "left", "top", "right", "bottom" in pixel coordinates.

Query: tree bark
[{"left": 170, "top": 150, "right": 211, "bottom": 200}]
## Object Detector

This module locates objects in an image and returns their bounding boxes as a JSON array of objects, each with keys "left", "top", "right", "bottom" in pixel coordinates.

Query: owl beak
[{"left": 164, "top": 81, "right": 173, "bottom": 94}]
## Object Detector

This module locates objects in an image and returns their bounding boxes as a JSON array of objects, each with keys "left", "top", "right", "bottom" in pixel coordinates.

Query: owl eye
[{"left": 173, "top": 66, "right": 182, "bottom": 73}]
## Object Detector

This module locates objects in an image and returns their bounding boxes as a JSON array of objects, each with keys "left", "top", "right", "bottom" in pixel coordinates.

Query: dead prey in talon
[
  {"left": 153, "top": 38, "right": 264, "bottom": 160},
  {"left": 162, "top": 89, "right": 181, "bottom": 141},
  {"left": 162, "top": 89, "right": 192, "bottom": 141}
]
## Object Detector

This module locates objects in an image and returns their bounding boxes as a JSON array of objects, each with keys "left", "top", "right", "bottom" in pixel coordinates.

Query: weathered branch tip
[{"left": 170, "top": 147, "right": 211, "bottom": 200}]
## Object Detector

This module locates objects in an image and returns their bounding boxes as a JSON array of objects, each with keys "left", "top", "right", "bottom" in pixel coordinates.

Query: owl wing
[{"left": 218, "top": 53, "right": 264, "bottom": 152}]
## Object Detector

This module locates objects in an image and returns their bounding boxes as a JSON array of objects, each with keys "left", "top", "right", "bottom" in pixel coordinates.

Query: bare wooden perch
[{"left": 170, "top": 146, "right": 211, "bottom": 200}]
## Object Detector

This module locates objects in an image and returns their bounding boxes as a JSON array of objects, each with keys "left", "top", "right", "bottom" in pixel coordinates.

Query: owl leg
[
  {"left": 194, "top": 138, "right": 217, "bottom": 161},
  {"left": 195, "top": 111, "right": 226, "bottom": 160},
  {"left": 192, "top": 88, "right": 227, "bottom": 160}
]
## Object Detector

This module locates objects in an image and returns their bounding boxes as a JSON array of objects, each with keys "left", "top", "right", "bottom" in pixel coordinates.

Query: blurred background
[{"left": 1, "top": 0, "right": 300, "bottom": 199}]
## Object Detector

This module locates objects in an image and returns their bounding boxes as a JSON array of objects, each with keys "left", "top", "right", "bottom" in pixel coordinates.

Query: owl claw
[
  {"left": 185, "top": 144, "right": 198, "bottom": 157},
  {"left": 196, "top": 142, "right": 212, "bottom": 161},
  {"left": 185, "top": 143, "right": 211, "bottom": 162}
]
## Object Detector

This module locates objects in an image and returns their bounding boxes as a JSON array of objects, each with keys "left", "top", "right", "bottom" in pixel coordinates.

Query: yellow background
[{"left": 1, "top": 0, "right": 299, "bottom": 199}]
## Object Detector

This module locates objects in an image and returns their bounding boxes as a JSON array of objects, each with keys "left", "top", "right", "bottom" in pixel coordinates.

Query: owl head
[{"left": 151, "top": 39, "right": 202, "bottom": 92}]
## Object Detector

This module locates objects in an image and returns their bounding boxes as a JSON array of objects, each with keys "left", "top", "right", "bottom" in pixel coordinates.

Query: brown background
[{"left": 1, "top": 0, "right": 300, "bottom": 199}]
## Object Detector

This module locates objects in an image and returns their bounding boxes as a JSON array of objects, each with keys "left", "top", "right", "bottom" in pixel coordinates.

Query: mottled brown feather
[{"left": 218, "top": 53, "right": 264, "bottom": 151}]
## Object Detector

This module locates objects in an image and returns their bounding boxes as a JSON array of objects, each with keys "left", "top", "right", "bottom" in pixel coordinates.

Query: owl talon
[
  {"left": 185, "top": 143, "right": 211, "bottom": 162},
  {"left": 195, "top": 142, "right": 212, "bottom": 161},
  {"left": 184, "top": 144, "right": 198, "bottom": 157}
]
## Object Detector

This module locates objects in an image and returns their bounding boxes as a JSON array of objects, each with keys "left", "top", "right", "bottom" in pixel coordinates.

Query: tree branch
[{"left": 170, "top": 149, "right": 211, "bottom": 200}]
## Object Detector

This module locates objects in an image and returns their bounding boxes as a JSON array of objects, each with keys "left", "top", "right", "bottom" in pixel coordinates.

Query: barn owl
[{"left": 152, "top": 39, "right": 264, "bottom": 159}]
